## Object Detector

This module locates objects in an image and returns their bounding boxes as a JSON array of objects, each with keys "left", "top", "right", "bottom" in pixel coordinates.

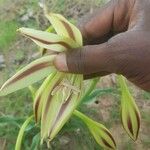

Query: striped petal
[
  {"left": 33, "top": 72, "right": 57, "bottom": 123},
  {"left": 40, "top": 74, "right": 82, "bottom": 142},
  {"left": 46, "top": 13, "right": 83, "bottom": 46},
  {"left": 118, "top": 75, "right": 141, "bottom": 141},
  {"left": 38, "top": 72, "right": 65, "bottom": 141},
  {"left": 89, "top": 122, "right": 116, "bottom": 150},
  {"left": 18, "top": 28, "right": 79, "bottom": 52},
  {"left": 40, "top": 26, "right": 57, "bottom": 55},
  {"left": 74, "top": 110, "right": 117, "bottom": 150},
  {"left": 49, "top": 75, "right": 82, "bottom": 140},
  {"left": 0, "top": 55, "right": 55, "bottom": 96}
]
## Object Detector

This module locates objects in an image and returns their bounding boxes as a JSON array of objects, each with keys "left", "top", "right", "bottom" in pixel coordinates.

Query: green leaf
[
  {"left": 81, "top": 78, "right": 100, "bottom": 102},
  {"left": 18, "top": 27, "right": 79, "bottom": 52},
  {"left": 0, "top": 55, "right": 55, "bottom": 96},
  {"left": 82, "top": 87, "right": 118, "bottom": 104},
  {"left": 0, "top": 116, "right": 24, "bottom": 127},
  {"left": 30, "top": 133, "right": 40, "bottom": 150},
  {"left": 15, "top": 115, "right": 33, "bottom": 150}
]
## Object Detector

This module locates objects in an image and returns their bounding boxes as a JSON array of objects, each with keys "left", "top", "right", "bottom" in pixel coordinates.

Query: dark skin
[{"left": 54, "top": 0, "right": 150, "bottom": 92}]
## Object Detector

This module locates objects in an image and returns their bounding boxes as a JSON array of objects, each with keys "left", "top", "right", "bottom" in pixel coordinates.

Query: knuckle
[
  {"left": 67, "top": 47, "right": 86, "bottom": 74},
  {"left": 106, "top": 34, "right": 128, "bottom": 73}
]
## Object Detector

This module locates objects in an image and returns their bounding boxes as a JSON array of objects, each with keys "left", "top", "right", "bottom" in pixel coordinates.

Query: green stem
[
  {"left": 15, "top": 115, "right": 34, "bottom": 150},
  {"left": 73, "top": 110, "right": 93, "bottom": 124},
  {"left": 117, "top": 75, "right": 131, "bottom": 97}
]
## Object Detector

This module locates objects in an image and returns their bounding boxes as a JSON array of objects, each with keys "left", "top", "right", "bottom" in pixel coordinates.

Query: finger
[
  {"left": 79, "top": 0, "right": 132, "bottom": 45},
  {"left": 54, "top": 42, "right": 118, "bottom": 75},
  {"left": 54, "top": 30, "right": 150, "bottom": 92},
  {"left": 79, "top": 0, "right": 116, "bottom": 45},
  {"left": 83, "top": 71, "right": 110, "bottom": 80},
  {"left": 54, "top": 31, "right": 137, "bottom": 75}
]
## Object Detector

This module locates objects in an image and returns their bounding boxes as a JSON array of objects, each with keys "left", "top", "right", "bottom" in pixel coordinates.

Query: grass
[
  {"left": 0, "top": 0, "right": 5, "bottom": 4},
  {"left": 142, "top": 91, "right": 150, "bottom": 100},
  {"left": 0, "top": 20, "right": 18, "bottom": 51}
]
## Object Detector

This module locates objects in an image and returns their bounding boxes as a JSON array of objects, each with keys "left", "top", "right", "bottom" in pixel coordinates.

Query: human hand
[{"left": 54, "top": 0, "right": 150, "bottom": 92}]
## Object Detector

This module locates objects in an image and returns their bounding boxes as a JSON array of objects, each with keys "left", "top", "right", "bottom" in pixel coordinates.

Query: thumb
[{"left": 54, "top": 43, "right": 118, "bottom": 75}]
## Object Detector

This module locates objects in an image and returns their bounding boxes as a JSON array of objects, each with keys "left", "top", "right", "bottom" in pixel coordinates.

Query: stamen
[{"left": 61, "top": 82, "right": 80, "bottom": 93}]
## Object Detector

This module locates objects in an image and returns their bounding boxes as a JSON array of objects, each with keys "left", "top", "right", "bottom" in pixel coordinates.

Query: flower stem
[
  {"left": 15, "top": 115, "right": 34, "bottom": 150},
  {"left": 73, "top": 110, "right": 93, "bottom": 124}
]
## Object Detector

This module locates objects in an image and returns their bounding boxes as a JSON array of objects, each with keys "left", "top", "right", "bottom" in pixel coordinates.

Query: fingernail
[{"left": 54, "top": 53, "right": 68, "bottom": 72}]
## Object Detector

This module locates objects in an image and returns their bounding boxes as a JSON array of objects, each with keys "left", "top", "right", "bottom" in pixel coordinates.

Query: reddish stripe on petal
[
  {"left": 102, "top": 128, "right": 116, "bottom": 147},
  {"left": 48, "top": 93, "right": 73, "bottom": 136},
  {"left": 42, "top": 48, "right": 47, "bottom": 55},
  {"left": 25, "top": 34, "right": 72, "bottom": 49},
  {"left": 134, "top": 108, "right": 140, "bottom": 139},
  {"left": 34, "top": 95, "right": 41, "bottom": 122},
  {"left": 44, "top": 94, "right": 52, "bottom": 117},
  {"left": 43, "top": 79, "right": 62, "bottom": 121},
  {"left": 48, "top": 78, "right": 80, "bottom": 137},
  {"left": 5, "top": 62, "right": 51, "bottom": 87},
  {"left": 127, "top": 116, "right": 134, "bottom": 136},
  {"left": 101, "top": 137, "right": 114, "bottom": 149},
  {"left": 61, "top": 20, "right": 75, "bottom": 41}
]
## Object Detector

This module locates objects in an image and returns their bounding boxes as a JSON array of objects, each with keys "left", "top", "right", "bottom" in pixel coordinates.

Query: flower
[
  {"left": 0, "top": 12, "right": 83, "bottom": 143},
  {"left": 74, "top": 110, "right": 117, "bottom": 150},
  {"left": 118, "top": 75, "right": 141, "bottom": 141}
]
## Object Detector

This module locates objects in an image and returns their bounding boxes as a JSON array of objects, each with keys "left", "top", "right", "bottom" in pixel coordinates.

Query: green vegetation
[{"left": 0, "top": 21, "right": 18, "bottom": 50}]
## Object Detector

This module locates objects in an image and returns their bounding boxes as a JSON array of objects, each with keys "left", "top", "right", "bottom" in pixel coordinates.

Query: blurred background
[{"left": 0, "top": 0, "right": 150, "bottom": 149}]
